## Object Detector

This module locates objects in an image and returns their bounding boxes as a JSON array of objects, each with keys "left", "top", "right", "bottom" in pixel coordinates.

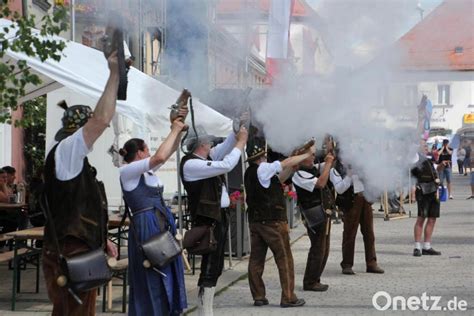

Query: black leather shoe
[
  {"left": 254, "top": 299, "right": 269, "bottom": 306},
  {"left": 280, "top": 298, "right": 305, "bottom": 308},
  {"left": 413, "top": 248, "right": 422, "bottom": 257},
  {"left": 422, "top": 248, "right": 441, "bottom": 255},
  {"left": 304, "top": 283, "right": 329, "bottom": 292},
  {"left": 366, "top": 265, "right": 385, "bottom": 274},
  {"left": 342, "top": 267, "right": 355, "bottom": 275}
]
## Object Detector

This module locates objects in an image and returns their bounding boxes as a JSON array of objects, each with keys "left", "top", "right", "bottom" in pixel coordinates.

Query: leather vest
[
  {"left": 412, "top": 156, "right": 437, "bottom": 183},
  {"left": 180, "top": 154, "right": 224, "bottom": 222},
  {"left": 244, "top": 163, "right": 286, "bottom": 223},
  {"left": 293, "top": 166, "right": 322, "bottom": 210},
  {"left": 334, "top": 160, "right": 355, "bottom": 210},
  {"left": 43, "top": 144, "right": 108, "bottom": 250}
]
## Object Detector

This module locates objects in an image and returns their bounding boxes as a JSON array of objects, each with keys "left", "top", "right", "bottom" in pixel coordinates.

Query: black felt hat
[{"left": 54, "top": 100, "right": 93, "bottom": 141}]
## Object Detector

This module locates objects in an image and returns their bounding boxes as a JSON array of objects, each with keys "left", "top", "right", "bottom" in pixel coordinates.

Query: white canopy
[
  {"left": 0, "top": 18, "right": 232, "bottom": 137},
  {"left": 1, "top": 18, "right": 232, "bottom": 203}
]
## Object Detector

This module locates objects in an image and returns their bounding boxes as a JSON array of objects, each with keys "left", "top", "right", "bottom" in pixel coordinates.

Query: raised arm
[
  {"left": 278, "top": 152, "right": 313, "bottom": 183},
  {"left": 149, "top": 114, "right": 188, "bottom": 169},
  {"left": 315, "top": 154, "right": 335, "bottom": 188},
  {"left": 83, "top": 51, "right": 120, "bottom": 149},
  {"left": 183, "top": 126, "right": 248, "bottom": 181}
]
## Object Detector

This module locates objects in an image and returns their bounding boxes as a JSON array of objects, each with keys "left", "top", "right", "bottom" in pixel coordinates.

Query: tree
[
  {"left": 22, "top": 96, "right": 46, "bottom": 181},
  {"left": 0, "top": 0, "right": 69, "bottom": 127}
]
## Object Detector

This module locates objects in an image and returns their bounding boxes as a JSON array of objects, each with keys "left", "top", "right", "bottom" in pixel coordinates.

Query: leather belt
[{"left": 131, "top": 206, "right": 154, "bottom": 216}]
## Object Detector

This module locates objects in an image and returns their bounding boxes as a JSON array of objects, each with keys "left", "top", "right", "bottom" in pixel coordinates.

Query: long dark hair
[{"left": 119, "top": 138, "right": 146, "bottom": 163}]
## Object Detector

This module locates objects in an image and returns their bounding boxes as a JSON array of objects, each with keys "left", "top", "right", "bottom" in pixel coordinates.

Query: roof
[
  {"left": 216, "top": 0, "right": 320, "bottom": 20},
  {"left": 396, "top": 0, "right": 474, "bottom": 71}
]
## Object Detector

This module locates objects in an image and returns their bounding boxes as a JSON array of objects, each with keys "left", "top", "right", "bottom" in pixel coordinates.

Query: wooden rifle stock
[{"left": 170, "top": 89, "right": 191, "bottom": 123}]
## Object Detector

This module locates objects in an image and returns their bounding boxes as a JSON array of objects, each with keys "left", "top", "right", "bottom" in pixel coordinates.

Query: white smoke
[
  {"left": 86, "top": 0, "right": 443, "bottom": 199},
  {"left": 253, "top": 0, "right": 430, "bottom": 199}
]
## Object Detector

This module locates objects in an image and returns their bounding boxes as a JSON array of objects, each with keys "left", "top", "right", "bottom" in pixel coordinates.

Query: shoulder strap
[{"left": 296, "top": 167, "right": 316, "bottom": 180}]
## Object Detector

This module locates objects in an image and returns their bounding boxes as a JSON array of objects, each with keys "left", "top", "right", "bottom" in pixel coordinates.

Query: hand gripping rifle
[
  {"left": 171, "top": 89, "right": 200, "bottom": 155},
  {"left": 170, "top": 89, "right": 191, "bottom": 128}
]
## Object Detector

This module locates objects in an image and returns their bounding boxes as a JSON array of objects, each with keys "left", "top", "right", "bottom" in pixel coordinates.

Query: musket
[
  {"left": 170, "top": 89, "right": 192, "bottom": 125},
  {"left": 233, "top": 87, "right": 252, "bottom": 133},
  {"left": 102, "top": 12, "right": 128, "bottom": 100},
  {"left": 292, "top": 138, "right": 316, "bottom": 156}
]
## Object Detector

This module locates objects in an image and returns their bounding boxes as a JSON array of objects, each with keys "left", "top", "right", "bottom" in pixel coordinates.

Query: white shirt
[
  {"left": 53, "top": 128, "right": 91, "bottom": 181},
  {"left": 119, "top": 157, "right": 163, "bottom": 191},
  {"left": 292, "top": 170, "right": 317, "bottom": 192},
  {"left": 182, "top": 132, "right": 240, "bottom": 207},
  {"left": 256, "top": 161, "right": 282, "bottom": 188},
  {"left": 329, "top": 169, "right": 366, "bottom": 194},
  {"left": 291, "top": 163, "right": 330, "bottom": 192}
]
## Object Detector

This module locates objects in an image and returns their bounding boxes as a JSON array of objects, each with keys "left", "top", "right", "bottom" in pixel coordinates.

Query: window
[{"left": 437, "top": 85, "right": 450, "bottom": 105}]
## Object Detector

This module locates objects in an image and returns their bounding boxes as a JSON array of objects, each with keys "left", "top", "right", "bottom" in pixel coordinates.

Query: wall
[
  {"left": 0, "top": 124, "right": 12, "bottom": 167},
  {"left": 418, "top": 81, "right": 473, "bottom": 132}
]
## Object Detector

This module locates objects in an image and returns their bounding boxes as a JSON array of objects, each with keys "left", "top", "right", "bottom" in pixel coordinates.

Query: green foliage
[
  {"left": 0, "top": 0, "right": 69, "bottom": 124},
  {"left": 22, "top": 96, "right": 46, "bottom": 181}
]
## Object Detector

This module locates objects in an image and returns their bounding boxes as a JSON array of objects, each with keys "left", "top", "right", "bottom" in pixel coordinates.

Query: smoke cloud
[
  {"left": 78, "top": 0, "right": 441, "bottom": 199},
  {"left": 253, "top": 0, "right": 428, "bottom": 199}
]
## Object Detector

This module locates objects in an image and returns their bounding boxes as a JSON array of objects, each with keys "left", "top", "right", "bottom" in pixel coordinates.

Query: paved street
[
  {"left": 0, "top": 173, "right": 472, "bottom": 315},
  {"left": 192, "top": 173, "right": 474, "bottom": 315}
]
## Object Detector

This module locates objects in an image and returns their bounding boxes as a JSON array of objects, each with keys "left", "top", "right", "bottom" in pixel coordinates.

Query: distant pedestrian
[
  {"left": 431, "top": 145, "right": 439, "bottom": 163},
  {"left": 456, "top": 147, "right": 466, "bottom": 175},
  {"left": 437, "top": 139, "right": 453, "bottom": 199},
  {"left": 467, "top": 171, "right": 474, "bottom": 200},
  {"left": 463, "top": 142, "right": 472, "bottom": 175},
  {"left": 411, "top": 141, "right": 441, "bottom": 256}
]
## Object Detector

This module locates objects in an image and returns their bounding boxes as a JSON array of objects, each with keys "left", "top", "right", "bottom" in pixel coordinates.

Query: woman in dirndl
[{"left": 119, "top": 116, "right": 187, "bottom": 315}]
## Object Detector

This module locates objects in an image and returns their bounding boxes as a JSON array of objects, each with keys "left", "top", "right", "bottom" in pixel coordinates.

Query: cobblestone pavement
[
  {"left": 189, "top": 173, "right": 474, "bottom": 316},
  {"left": 0, "top": 173, "right": 472, "bottom": 315}
]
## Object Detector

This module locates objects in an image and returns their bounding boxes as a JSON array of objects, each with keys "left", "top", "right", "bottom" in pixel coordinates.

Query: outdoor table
[
  {"left": 6, "top": 226, "right": 44, "bottom": 311},
  {"left": 108, "top": 214, "right": 130, "bottom": 259},
  {"left": 0, "top": 203, "right": 28, "bottom": 221},
  {"left": 0, "top": 203, "right": 27, "bottom": 210},
  {"left": 108, "top": 213, "right": 130, "bottom": 228},
  {"left": 0, "top": 203, "right": 28, "bottom": 233}
]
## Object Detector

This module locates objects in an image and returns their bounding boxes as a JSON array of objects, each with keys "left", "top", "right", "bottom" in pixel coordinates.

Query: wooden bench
[
  {"left": 5, "top": 227, "right": 43, "bottom": 310},
  {"left": 0, "top": 234, "right": 13, "bottom": 244},
  {"left": 0, "top": 248, "right": 29, "bottom": 263}
]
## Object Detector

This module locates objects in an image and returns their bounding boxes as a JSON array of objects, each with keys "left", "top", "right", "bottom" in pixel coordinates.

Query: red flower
[
  {"left": 287, "top": 190, "right": 297, "bottom": 200},
  {"left": 230, "top": 190, "right": 243, "bottom": 207}
]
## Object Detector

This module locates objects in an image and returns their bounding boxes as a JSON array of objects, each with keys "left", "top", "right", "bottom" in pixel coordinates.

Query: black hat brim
[
  {"left": 245, "top": 150, "right": 266, "bottom": 162},
  {"left": 54, "top": 128, "right": 76, "bottom": 142}
]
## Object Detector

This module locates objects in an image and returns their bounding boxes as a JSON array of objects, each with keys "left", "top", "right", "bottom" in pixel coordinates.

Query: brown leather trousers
[
  {"left": 341, "top": 194, "right": 377, "bottom": 269},
  {"left": 42, "top": 238, "right": 97, "bottom": 316},
  {"left": 248, "top": 221, "right": 298, "bottom": 305},
  {"left": 303, "top": 219, "right": 331, "bottom": 288}
]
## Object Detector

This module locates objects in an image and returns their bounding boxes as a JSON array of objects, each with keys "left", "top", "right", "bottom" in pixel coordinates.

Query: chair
[{"left": 102, "top": 258, "right": 128, "bottom": 313}]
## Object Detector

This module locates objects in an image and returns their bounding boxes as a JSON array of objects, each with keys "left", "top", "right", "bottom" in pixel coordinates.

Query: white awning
[{"left": 0, "top": 18, "right": 231, "bottom": 137}]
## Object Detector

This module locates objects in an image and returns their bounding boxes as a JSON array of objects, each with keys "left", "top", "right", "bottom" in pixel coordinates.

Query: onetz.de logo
[{"left": 372, "top": 291, "right": 468, "bottom": 311}]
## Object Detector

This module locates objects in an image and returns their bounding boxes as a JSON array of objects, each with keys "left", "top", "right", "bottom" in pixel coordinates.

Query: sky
[
  {"left": 304, "top": 0, "right": 444, "bottom": 67},
  {"left": 307, "top": 0, "right": 444, "bottom": 38}
]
